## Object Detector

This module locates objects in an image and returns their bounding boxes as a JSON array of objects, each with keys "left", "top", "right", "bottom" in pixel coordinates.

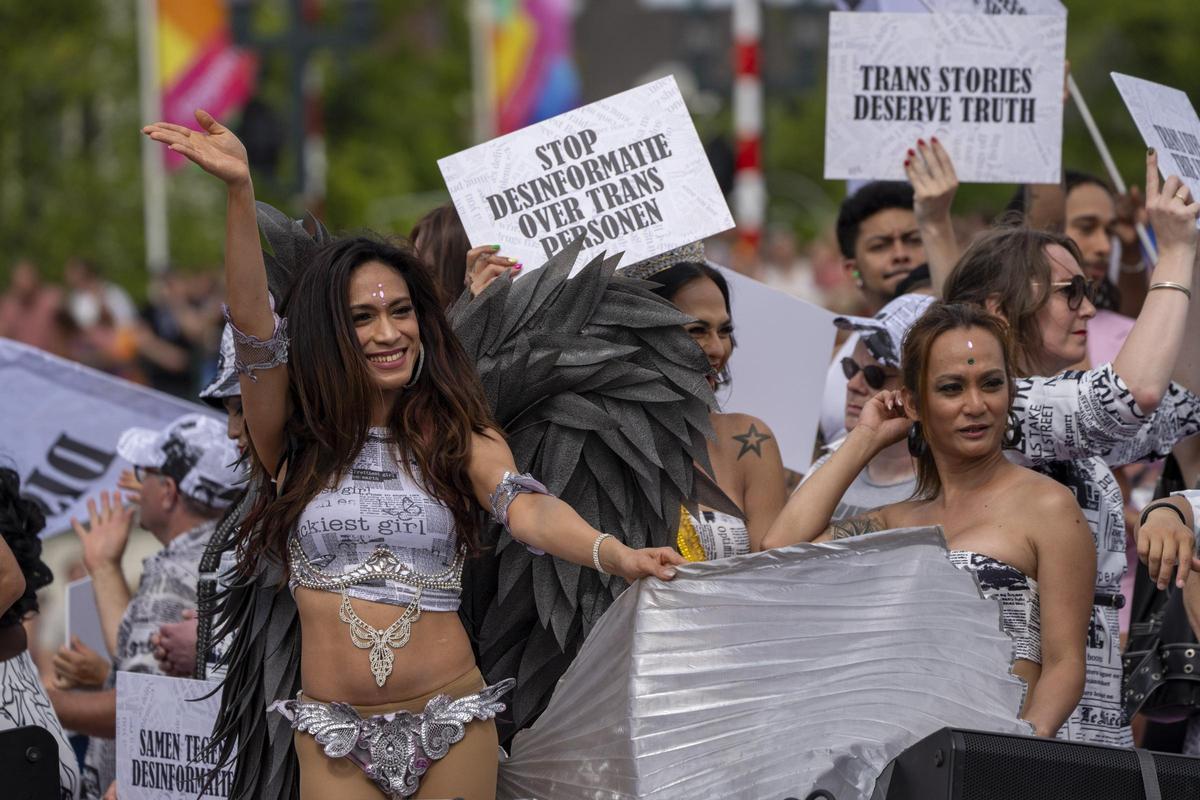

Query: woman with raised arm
[
  {"left": 940, "top": 153, "right": 1200, "bottom": 746},
  {"left": 143, "top": 111, "right": 684, "bottom": 800},
  {"left": 763, "top": 303, "right": 1096, "bottom": 738}
]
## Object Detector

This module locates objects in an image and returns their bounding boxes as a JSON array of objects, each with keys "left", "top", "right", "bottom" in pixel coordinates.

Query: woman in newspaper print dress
[{"left": 940, "top": 149, "right": 1200, "bottom": 745}]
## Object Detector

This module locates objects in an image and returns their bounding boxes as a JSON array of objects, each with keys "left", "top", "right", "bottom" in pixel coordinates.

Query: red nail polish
[
  {"left": 904, "top": 160, "right": 910, "bottom": 167},
  {"left": 918, "top": 138, "right": 926, "bottom": 146},
  {"left": 907, "top": 149, "right": 915, "bottom": 156},
  {"left": 931, "top": 136, "right": 939, "bottom": 143}
]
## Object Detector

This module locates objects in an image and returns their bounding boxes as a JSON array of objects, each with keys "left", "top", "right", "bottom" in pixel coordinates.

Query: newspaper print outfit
[
  {"left": 80, "top": 519, "right": 216, "bottom": 799},
  {"left": 1007, "top": 365, "right": 1200, "bottom": 746},
  {"left": 0, "top": 650, "right": 80, "bottom": 798}
]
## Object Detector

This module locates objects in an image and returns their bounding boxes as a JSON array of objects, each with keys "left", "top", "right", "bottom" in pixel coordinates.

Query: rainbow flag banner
[
  {"left": 158, "top": 0, "right": 256, "bottom": 169},
  {"left": 492, "top": 0, "right": 580, "bottom": 135}
]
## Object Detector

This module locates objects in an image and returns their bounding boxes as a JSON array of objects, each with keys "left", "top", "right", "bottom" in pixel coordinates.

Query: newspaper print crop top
[{"left": 289, "top": 428, "right": 463, "bottom": 612}]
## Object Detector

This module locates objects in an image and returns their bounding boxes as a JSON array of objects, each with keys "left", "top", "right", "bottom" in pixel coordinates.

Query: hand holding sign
[
  {"left": 906, "top": 137, "right": 959, "bottom": 227},
  {"left": 1145, "top": 150, "right": 1200, "bottom": 257},
  {"left": 53, "top": 635, "right": 111, "bottom": 690}
]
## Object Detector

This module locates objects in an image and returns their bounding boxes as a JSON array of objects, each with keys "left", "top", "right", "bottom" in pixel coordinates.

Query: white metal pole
[
  {"left": 137, "top": 0, "right": 170, "bottom": 273},
  {"left": 1068, "top": 73, "right": 1158, "bottom": 264},
  {"left": 470, "top": 0, "right": 496, "bottom": 143}
]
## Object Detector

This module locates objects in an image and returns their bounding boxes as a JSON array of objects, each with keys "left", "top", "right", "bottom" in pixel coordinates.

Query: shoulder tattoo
[
  {"left": 732, "top": 423, "right": 772, "bottom": 460},
  {"left": 826, "top": 515, "right": 882, "bottom": 540}
]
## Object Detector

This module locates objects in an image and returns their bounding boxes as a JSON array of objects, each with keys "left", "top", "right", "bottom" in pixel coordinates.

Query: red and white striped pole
[{"left": 732, "top": 0, "right": 764, "bottom": 264}]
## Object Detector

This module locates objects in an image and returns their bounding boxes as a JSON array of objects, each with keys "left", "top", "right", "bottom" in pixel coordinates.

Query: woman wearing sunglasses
[
  {"left": 941, "top": 152, "right": 1200, "bottom": 746},
  {"left": 802, "top": 293, "right": 934, "bottom": 520}
]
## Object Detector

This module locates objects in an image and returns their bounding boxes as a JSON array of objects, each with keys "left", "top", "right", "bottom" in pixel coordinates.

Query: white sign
[
  {"left": 1112, "top": 73, "right": 1200, "bottom": 211},
  {"left": 716, "top": 266, "right": 835, "bottom": 472},
  {"left": 66, "top": 577, "right": 108, "bottom": 658},
  {"left": 922, "top": 0, "right": 1065, "bottom": 14},
  {"left": 116, "top": 672, "right": 231, "bottom": 799},
  {"left": 823, "top": 11, "right": 1066, "bottom": 183},
  {"left": 0, "top": 339, "right": 218, "bottom": 536},
  {"left": 439, "top": 76, "right": 734, "bottom": 273}
]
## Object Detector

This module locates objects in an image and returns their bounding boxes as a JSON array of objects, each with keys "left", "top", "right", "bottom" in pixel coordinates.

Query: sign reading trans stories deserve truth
[
  {"left": 824, "top": 11, "right": 1066, "bottom": 183},
  {"left": 439, "top": 76, "right": 733, "bottom": 271},
  {"left": 116, "top": 672, "right": 232, "bottom": 798},
  {"left": 1112, "top": 73, "right": 1200, "bottom": 219}
]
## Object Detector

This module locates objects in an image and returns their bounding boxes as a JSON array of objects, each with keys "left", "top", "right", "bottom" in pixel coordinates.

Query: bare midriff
[{"left": 294, "top": 585, "right": 476, "bottom": 706}]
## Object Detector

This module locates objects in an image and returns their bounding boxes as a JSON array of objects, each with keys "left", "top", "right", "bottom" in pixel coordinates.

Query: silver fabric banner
[{"left": 500, "top": 527, "right": 1032, "bottom": 799}]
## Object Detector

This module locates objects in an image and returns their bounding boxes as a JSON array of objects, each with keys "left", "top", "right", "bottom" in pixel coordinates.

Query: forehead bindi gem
[
  {"left": 371, "top": 283, "right": 387, "bottom": 301},
  {"left": 967, "top": 357, "right": 976, "bottom": 365}
]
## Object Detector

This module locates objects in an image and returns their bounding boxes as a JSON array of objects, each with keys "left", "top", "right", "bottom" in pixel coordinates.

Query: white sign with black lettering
[
  {"left": 0, "top": 339, "right": 216, "bottom": 536},
  {"left": 824, "top": 11, "right": 1065, "bottom": 183},
  {"left": 439, "top": 76, "right": 733, "bottom": 273},
  {"left": 116, "top": 672, "right": 232, "bottom": 799},
  {"left": 1112, "top": 73, "right": 1200, "bottom": 216},
  {"left": 921, "top": 0, "right": 1065, "bottom": 14}
]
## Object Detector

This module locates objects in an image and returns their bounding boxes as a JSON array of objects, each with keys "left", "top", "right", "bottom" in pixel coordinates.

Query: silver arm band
[
  {"left": 489, "top": 471, "right": 551, "bottom": 555},
  {"left": 223, "top": 304, "right": 290, "bottom": 381}
]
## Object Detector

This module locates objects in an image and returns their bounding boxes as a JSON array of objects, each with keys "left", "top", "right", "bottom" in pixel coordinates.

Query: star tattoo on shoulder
[{"left": 733, "top": 423, "right": 772, "bottom": 460}]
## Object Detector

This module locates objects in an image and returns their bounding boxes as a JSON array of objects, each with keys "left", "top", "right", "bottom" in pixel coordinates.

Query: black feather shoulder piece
[{"left": 449, "top": 239, "right": 737, "bottom": 742}]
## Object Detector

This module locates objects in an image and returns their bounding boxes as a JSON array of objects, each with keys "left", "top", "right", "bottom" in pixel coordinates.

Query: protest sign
[
  {"left": 922, "top": 0, "right": 1065, "bottom": 13},
  {"left": 0, "top": 339, "right": 219, "bottom": 536},
  {"left": 116, "top": 671, "right": 231, "bottom": 799},
  {"left": 715, "top": 266, "right": 834, "bottom": 472},
  {"left": 1112, "top": 73, "right": 1200, "bottom": 212},
  {"left": 66, "top": 577, "right": 108, "bottom": 658},
  {"left": 439, "top": 76, "right": 733, "bottom": 273},
  {"left": 823, "top": 11, "right": 1066, "bottom": 183}
]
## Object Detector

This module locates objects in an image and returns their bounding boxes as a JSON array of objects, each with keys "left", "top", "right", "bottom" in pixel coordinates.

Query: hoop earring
[
  {"left": 906, "top": 421, "right": 927, "bottom": 458},
  {"left": 1002, "top": 410, "right": 1023, "bottom": 449},
  {"left": 405, "top": 343, "right": 425, "bottom": 388}
]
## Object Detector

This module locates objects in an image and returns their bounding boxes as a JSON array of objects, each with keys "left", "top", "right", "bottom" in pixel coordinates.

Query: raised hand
[
  {"left": 142, "top": 109, "right": 250, "bottom": 186},
  {"left": 856, "top": 389, "right": 913, "bottom": 449},
  {"left": 70, "top": 490, "right": 135, "bottom": 574},
  {"left": 1144, "top": 149, "right": 1200, "bottom": 256},
  {"left": 906, "top": 137, "right": 959, "bottom": 227}
]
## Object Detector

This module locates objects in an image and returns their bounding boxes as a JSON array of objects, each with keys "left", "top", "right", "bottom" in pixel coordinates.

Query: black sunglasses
[
  {"left": 841, "top": 357, "right": 889, "bottom": 390},
  {"left": 1050, "top": 274, "right": 1097, "bottom": 311}
]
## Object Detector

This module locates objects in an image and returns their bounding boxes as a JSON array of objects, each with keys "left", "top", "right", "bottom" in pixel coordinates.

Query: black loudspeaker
[
  {"left": 0, "top": 725, "right": 61, "bottom": 799},
  {"left": 884, "top": 727, "right": 1200, "bottom": 800}
]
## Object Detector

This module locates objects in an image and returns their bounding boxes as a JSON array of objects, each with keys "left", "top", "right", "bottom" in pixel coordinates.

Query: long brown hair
[
  {"left": 942, "top": 224, "right": 1083, "bottom": 377},
  {"left": 238, "top": 236, "right": 496, "bottom": 573},
  {"left": 410, "top": 203, "right": 472, "bottom": 306},
  {"left": 901, "top": 303, "right": 1017, "bottom": 501}
]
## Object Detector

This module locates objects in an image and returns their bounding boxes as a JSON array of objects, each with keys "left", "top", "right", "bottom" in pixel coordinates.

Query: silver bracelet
[
  {"left": 592, "top": 533, "right": 613, "bottom": 575},
  {"left": 1149, "top": 281, "right": 1192, "bottom": 300}
]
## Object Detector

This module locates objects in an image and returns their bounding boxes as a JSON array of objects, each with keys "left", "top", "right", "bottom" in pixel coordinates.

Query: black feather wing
[{"left": 452, "top": 244, "right": 729, "bottom": 744}]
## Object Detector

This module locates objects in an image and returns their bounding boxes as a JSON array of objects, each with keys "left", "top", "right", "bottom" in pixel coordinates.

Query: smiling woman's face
[
  {"left": 670, "top": 275, "right": 733, "bottom": 388},
  {"left": 348, "top": 260, "right": 422, "bottom": 393}
]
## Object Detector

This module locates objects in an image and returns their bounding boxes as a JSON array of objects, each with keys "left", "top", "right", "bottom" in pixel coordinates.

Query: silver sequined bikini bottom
[{"left": 271, "top": 677, "right": 514, "bottom": 798}]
